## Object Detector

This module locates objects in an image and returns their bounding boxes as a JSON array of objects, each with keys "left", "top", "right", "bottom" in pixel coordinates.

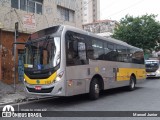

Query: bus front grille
[{"left": 146, "top": 68, "right": 157, "bottom": 72}]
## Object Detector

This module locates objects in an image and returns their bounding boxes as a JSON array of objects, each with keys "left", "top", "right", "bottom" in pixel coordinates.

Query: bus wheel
[
  {"left": 128, "top": 76, "right": 136, "bottom": 91},
  {"left": 89, "top": 78, "right": 100, "bottom": 100}
]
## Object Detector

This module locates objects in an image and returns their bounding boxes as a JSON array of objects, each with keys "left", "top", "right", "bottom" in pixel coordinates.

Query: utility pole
[{"left": 14, "top": 22, "right": 19, "bottom": 92}]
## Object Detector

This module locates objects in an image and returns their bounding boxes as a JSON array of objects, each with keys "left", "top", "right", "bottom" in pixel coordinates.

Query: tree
[{"left": 112, "top": 14, "right": 160, "bottom": 52}]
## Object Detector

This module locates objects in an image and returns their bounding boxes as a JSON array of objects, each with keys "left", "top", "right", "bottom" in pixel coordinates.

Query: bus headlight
[
  {"left": 55, "top": 71, "right": 64, "bottom": 83},
  {"left": 24, "top": 78, "right": 27, "bottom": 83},
  {"left": 156, "top": 70, "right": 160, "bottom": 74}
]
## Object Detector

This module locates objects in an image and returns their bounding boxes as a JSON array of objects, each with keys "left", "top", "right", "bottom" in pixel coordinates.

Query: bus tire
[
  {"left": 128, "top": 76, "right": 136, "bottom": 91},
  {"left": 89, "top": 78, "right": 100, "bottom": 100}
]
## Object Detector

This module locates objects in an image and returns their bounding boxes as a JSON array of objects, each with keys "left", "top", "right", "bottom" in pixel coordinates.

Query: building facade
[
  {"left": 0, "top": 0, "right": 82, "bottom": 84},
  {"left": 82, "top": 0, "right": 100, "bottom": 24},
  {"left": 83, "top": 20, "right": 119, "bottom": 37}
]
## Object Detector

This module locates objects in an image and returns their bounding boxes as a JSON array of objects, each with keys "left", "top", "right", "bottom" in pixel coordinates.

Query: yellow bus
[{"left": 23, "top": 25, "right": 146, "bottom": 100}]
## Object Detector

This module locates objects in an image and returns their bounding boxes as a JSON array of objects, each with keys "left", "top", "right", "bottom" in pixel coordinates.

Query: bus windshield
[
  {"left": 145, "top": 60, "right": 159, "bottom": 72},
  {"left": 25, "top": 37, "right": 60, "bottom": 70},
  {"left": 145, "top": 61, "right": 159, "bottom": 68}
]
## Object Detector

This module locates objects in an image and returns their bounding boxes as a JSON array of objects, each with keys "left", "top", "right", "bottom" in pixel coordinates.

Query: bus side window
[
  {"left": 87, "top": 45, "right": 94, "bottom": 60},
  {"left": 67, "top": 40, "right": 79, "bottom": 65},
  {"left": 78, "top": 42, "right": 87, "bottom": 64},
  {"left": 68, "top": 40, "right": 78, "bottom": 59},
  {"left": 66, "top": 32, "right": 77, "bottom": 66},
  {"left": 106, "top": 43, "right": 118, "bottom": 61},
  {"left": 92, "top": 39, "right": 104, "bottom": 60},
  {"left": 116, "top": 45, "right": 127, "bottom": 62},
  {"left": 104, "top": 42, "right": 110, "bottom": 61},
  {"left": 127, "top": 49, "right": 144, "bottom": 64},
  {"left": 126, "top": 48, "right": 132, "bottom": 63},
  {"left": 132, "top": 50, "right": 144, "bottom": 64},
  {"left": 86, "top": 37, "right": 94, "bottom": 60},
  {"left": 66, "top": 31, "right": 89, "bottom": 66}
]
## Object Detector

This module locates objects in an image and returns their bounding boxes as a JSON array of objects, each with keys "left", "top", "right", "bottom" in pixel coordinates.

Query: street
[
  {"left": 14, "top": 79, "right": 160, "bottom": 111},
  {"left": 1, "top": 78, "right": 160, "bottom": 120}
]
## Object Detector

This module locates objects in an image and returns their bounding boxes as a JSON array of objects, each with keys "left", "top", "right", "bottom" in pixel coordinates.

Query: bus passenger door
[
  {"left": 65, "top": 36, "right": 88, "bottom": 96},
  {"left": 113, "top": 67, "right": 118, "bottom": 81}
]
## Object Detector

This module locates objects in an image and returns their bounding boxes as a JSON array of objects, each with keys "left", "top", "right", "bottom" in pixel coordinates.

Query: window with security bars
[
  {"left": 11, "top": 0, "right": 43, "bottom": 14},
  {"left": 57, "top": 6, "right": 75, "bottom": 22}
]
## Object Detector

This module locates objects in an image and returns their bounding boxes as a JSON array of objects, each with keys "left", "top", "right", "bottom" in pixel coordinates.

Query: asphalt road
[{"left": 1, "top": 78, "right": 160, "bottom": 120}]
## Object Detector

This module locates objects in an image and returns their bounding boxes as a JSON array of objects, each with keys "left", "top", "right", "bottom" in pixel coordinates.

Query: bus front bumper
[
  {"left": 147, "top": 72, "right": 160, "bottom": 78},
  {"left": 24, "top": 82, "right": 65, "bottom": 96}
]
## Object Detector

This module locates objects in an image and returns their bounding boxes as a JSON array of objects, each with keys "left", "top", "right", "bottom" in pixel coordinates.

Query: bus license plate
[{"left": 35, "top": 86, "right": 42, "bottom": 90}]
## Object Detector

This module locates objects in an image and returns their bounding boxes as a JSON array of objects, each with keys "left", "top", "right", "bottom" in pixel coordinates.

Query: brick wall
[{"left": 0, "top": 30, "right": 29, "bottom": 84}]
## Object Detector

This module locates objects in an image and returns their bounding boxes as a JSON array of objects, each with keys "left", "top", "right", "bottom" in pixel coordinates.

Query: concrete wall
[
  {"left": 83, "top": 20, "right": 118, "bottom": 34},
  {"left": 0, "top": 0, "right": 82, "bottom": 33}
]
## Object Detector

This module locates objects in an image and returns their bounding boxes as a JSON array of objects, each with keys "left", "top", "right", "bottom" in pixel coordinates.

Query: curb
[
  {"left": 0, "top": 97, "right": 27, "bottom": 107},
  {"left": 0, "top": 96, "right": 56, "bottom": 107}
]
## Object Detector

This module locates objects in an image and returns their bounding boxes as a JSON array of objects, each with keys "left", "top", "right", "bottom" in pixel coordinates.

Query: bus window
[
  {"left": 78, "top": 42, "right": 87, "bottom": 61},
  {"left": 103, "top": 42, "right": 110, "bottom": 61},
  {"left": 128, "top": 49, "right": 144, "bottom": 64},
  {"left": 126, "top": 48, "right": 132, "bottom": 63},
  {"left": 66, "top": 35, "right": 78, "bottom": 66},
  {"left": 86, "top": 44, "right": 94, "bottom": 60},
  {"left": 66, "top": 31, "right": 88, "bottom": 66},
  {"left": 132, "top": 50, "right": 144, "bottom": 64},
  {"left": 92, "top": 39, "right": 104, "bottom": 60},
  {"left": 116, "top": 45, "right": 127, "bottom": 62},
  {"left": 106, "top": 43, "right": 118, "bottom": 61}
]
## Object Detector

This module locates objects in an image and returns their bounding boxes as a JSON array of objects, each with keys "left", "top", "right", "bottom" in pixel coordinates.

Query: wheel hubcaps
[
  {"left": 95, "top": 84, "right": 99, "bottom": 94},
  {"left": 131, "top": 79, "right": 135, "bottom": 88}
]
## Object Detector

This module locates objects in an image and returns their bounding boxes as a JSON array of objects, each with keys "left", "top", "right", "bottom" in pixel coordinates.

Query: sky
[{"left": 100, "top": 0, "right": 160, "bottom": 22}]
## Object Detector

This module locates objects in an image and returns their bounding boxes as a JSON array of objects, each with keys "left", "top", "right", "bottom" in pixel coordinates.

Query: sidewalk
[{"left": 0, "top": 81, "right": 37, "bottom": 106}]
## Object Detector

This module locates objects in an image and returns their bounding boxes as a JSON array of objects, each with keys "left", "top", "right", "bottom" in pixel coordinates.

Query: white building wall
[
  {"left": 94, "top": 0, "right": 100, "bottom": 22},
  {"left": 82, "top": 0, "right": 100, "bottom": 24}
]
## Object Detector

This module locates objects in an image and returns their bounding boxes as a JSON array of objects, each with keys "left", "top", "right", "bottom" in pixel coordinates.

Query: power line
[
  {"left": 99, "top": 0, "right": 117, "bottom": 18},
  {"left": 76, "top": 0, "right": 93, "bottom": 15},
  {"left": 82, "top": 0, "right": 105, "bottom": 24},
  {"left": 106, "top": 0, "right": 145, "bottom": 19}
]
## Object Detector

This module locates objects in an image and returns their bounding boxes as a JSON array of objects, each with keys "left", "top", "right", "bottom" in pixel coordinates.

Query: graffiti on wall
[{"left": 23, "top": 14, "right": 36, "bottom": 29}]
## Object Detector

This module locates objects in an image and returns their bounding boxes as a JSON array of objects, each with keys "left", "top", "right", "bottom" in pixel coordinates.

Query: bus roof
[{"left": 33, "top": 25, "right": 142, "bottom": 51}]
